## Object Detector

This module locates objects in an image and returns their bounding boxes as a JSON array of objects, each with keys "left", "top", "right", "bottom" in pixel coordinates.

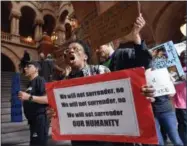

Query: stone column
[
  {"left": 34, "top": 25, "right": 40, "bottom": 41},
  {"left": 15, "top": 18, "right": 20, "bottom": 35},
  {"left": 55, "top": 24, "right": 66, "bottom": 45},
  {"left": 10, "top": 17, "right": 16, "bottom": 34},
  {"left": 39, "top": 26, "right": 43, "bottom": 38},
  {"left": 34, "top": 18, "right": 44, "bottom": 41},
  {"left": 10, "top": 10, "right": 21, "bottom": 35}
]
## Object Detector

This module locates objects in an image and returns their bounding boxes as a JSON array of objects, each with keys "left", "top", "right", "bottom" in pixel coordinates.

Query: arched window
[
  {"left": 20, "top": 6, "right": 36, "bottom": 38},
  {"left": 43, "top": 15, "right": 56, "bottom": 36},
  {"left": 1, "top": 1, "right": 12, "bottom": 33}
]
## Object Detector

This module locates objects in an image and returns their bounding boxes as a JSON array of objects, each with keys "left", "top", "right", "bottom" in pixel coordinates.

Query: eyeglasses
[{"left": 63, "top": 47, "right": 84, "bottom": 55}]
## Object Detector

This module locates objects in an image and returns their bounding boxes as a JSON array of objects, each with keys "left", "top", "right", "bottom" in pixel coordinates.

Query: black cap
[{"left": 25, "top": 61, "right": 41, "bottom": 70}]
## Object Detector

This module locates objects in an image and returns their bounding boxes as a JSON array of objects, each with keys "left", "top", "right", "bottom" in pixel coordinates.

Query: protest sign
[
  {"left": 174, "top": 41, "right": 186, "bottom": 56},
  {"left": 88, "top": 1, "right": 139, "bottom": 48},
  {"left": 46, "top": 67, "right": 158, "bottom": 144},
  {"left": 150, "top": 41, "right": 185, "bottom": 82},
  {"left": 72, "top": 2, "right": 98, "bottom": 41},
  {"left": 145, "top": 68, "right": 176, "bottom": 97}
]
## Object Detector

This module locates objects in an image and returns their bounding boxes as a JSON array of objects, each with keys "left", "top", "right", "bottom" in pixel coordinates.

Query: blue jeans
[
  {"left": 176, "top": 109, "right": 187, "bottom": 145},
  {"left": 155, "top": 111, "right": 183, "bottom": 145}
]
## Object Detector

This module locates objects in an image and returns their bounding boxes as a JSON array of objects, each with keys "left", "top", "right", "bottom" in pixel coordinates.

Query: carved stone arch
[
  {"left": 1, "top": 45, "right": 20, "bottom": 72},
  {"left": 59, "top": 2, "right": 74, "bottom": 18},
  {"left": 43, "top": 14, "right": 56, "bottom": 36},
  {"left": 59, "top": 9, "right": 69, "bottom": 23},
  {"left": 42, "top": 9, "right": 56, "bottom": 19},
  {"left": 19, "top": 2, "right": 40, "bottom": 16}
]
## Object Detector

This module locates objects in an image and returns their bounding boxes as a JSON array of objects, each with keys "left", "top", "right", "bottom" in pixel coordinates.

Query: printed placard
[
  {"left": 53, "top": 78, "right": 139, "bottom": 136},
  {"left": 145, "top": 68, "right": 176, "bottom": 97},
  {"left": 46, "top": 67, "right": 158, "bottom": 144},
  {"left": 150, "top": 41, "right": 185, "bottom": 83}
]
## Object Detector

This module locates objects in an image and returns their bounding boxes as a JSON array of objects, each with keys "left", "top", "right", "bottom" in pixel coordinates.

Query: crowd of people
[{"left": 17, "top": 13, "right": 186, "bottom": 146}]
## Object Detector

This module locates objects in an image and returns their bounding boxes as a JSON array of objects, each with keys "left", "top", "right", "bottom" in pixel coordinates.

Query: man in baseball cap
[{"left": 18, "top": 60, "right": 49, "bottom": 146}]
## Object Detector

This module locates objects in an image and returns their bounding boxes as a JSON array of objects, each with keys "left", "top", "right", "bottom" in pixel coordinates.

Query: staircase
[{"left": 1, "top": 71, "right": 71, "bottom": 146}]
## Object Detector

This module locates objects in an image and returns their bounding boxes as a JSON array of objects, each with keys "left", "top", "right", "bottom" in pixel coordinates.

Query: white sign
[
  {"left": 145, "top": 68, "right": 176, "bottom": 97},
  {"left": 53, "top": 78, "right": 140, "bottom": 136},
  {"left": 174, "top": 41, "right": 186, "bottom": 56}
]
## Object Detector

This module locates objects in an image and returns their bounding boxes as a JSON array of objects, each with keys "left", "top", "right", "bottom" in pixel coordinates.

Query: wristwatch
[{"left": 29, "top": 95, "right": 33, "bottom": 101}]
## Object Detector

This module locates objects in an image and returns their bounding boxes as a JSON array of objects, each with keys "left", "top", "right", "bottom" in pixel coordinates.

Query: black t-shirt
[{"left": 23, "top": 76, "right": 47, "bottom": 120}]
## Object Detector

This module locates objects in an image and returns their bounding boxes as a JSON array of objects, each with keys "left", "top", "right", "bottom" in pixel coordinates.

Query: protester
[
  {"left": 96, "top": 14, "right": 152, "bottom": 72},
  {"left": 38, "top": 52, "right": 53, "bottom": 82},
  {"left": 46, "top": 53, "right": 53, "bottom": 60},
  {"left": 148, "top": 51, "right": 183, "bottom": 145},
  {"left": 45, "top": 53, "right": 55, "bottom": 81},
  {"left": 46, "top": 39, "right": 156, "bottom": 146},
  {"left": 38, "top": 52, "right": 64, "bottom": 82},
  {"left": 18, "top": 61, "right": 49, "bottom": 146},
  {"left": 96, "top": 13, "right": 153, "bottom": 146},
  {"left": 173, "top": 50, "right": 187, "bottom": 145}
]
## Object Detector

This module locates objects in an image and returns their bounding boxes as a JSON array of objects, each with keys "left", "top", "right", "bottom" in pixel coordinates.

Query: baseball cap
[{"left": 25, "top": 61, "right": 41, "bottom": 70}]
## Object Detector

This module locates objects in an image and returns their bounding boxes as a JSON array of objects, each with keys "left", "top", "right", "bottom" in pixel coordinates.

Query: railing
[
  {"left": 20, "top": 36, "right": 36, "bottom": 46},
  {"left": 1, "top": 32, "right": 37, "bottom": 48},
  {"left": 1, "top": 32, "right": 12, "bottom": 41}
]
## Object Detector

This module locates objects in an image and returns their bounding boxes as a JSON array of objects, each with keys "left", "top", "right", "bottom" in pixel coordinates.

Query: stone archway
[
  {"left": 1, "top": 53, "right": 15, "bottom": 72},
  {"left": 43, "top": 14, "right": 56, "bottom": 36},
  {"left": 1, "top": 46, "right": 20, "bottom": 72},
  {"left": 20, "top": 6, "right": 36, "bottom": 38},
  {"left": 1, "top": 1, "right": 12, "bottom": 33}
]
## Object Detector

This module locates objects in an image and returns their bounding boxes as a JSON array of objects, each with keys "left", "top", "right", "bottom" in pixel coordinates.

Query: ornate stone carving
[
  {"left": 34, "top": 17, "right": 44, "bottom": 25},
  {"left": 9, "top": 9, "right": 21, "bottom": 19},
  {"left": 55, "top": 24, "right": 66, "bottom": 32}
]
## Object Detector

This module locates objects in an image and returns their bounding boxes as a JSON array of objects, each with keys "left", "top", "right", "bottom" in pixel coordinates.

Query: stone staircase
[{"left": 1, "top": 71, "right": 71, "bottom": 146}]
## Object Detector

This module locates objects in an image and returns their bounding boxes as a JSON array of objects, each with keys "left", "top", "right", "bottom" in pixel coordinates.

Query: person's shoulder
[
  {"left": 114, "top": 48, "right": 132, "bottom": 56},
  {"left": 116, "top": 47, "right": 132, "bottom": 52},
  {"left": 35, "top": 76, "right": 46, "bottom": 83}
]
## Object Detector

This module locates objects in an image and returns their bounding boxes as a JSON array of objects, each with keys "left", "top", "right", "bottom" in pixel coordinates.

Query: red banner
[{"left": 46, "top": 67, "right": 158, "bottom": 144}]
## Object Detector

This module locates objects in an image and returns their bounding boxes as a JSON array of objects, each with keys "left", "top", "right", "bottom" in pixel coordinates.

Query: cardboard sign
[
  {"left": 89, "top": 1, "right": 139, "bottom": 47},
  {"left": 150, "top": 41, "right": 185, "bottom": 82},
  {"left": 145, "top": 68, "right": 176, "bottom": 97},
  {"left": 46, "top": 67, "right": 158, "bottom": 144},
  {"left": 72, "top": 2, "right": 98, "bottom": 40}
]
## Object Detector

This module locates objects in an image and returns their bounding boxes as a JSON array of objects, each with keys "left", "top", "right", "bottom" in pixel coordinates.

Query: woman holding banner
[{"left": 46, "top": 37, "right": 157, "bottom": 146}]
